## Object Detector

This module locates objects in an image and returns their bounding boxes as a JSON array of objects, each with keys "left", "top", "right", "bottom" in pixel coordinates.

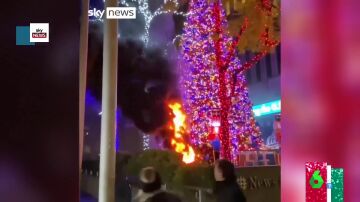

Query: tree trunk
[{"left": 218, "top": 69, "right": 231, "bottom": 160}]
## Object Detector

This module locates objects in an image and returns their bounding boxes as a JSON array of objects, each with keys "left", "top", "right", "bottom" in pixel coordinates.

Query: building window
[
  {"left": 243, "top": 52, "right": 252, "bottom": 84},
  {"left": 266, "top": 54, "right": 272, "bottom": 78},
  {"left": 276, "top": 45, "right": 281, "bottom": 74},
  {"left": 246, "top": 70, "right": 252, "bottom": 84},
  {"left": 256, "top": 61, "right": 261, "bottom": 82}
]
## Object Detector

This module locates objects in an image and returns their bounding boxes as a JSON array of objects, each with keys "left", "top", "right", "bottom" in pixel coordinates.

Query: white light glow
[
  {"left": 252, "top": 100, "right": 281, "bottom": 117},
  {"left": 214, "top": 127, "right": 219, "bottom": 134},
  {"left": 91, "top": 0, "right": 187, "bottom": 46},
  {"left": 143, "top": 133, "right": 150, "bottom": 150}
]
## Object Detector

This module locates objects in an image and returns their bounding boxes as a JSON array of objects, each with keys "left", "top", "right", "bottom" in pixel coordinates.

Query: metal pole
[
  {"left": 79, "top": 0, "right": 89, "bottom": 172},
  {"left": 98, "top": 0, "right": 118, "bottom": 201},
  {"left": 198, "top": 190, "right": 203, "bottom": 202}
]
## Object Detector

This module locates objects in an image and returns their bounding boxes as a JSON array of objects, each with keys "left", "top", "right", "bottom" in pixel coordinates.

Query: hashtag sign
[{"left": 237, "top": 176, "right": 248, "bottom": 190}]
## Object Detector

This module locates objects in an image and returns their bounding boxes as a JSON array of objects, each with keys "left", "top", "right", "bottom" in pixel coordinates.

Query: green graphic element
[
  {"left": 310, "top": 170, "right": 324, "bottom": 189},
  {"left": 331, "top": 168, "right": 344, "bottom": 202}
]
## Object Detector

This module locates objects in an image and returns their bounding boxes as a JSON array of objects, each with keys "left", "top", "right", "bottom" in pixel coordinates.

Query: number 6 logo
[{"left": 309, "top": 170, "right": 324, "bottom": 189}]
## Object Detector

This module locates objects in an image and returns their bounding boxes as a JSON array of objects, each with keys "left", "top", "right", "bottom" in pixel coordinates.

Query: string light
[
  {"left": 172, "top": 34, "right": 182, "bottom": 44},
  {"left": 120, "top": 0, "right": 187, "bottom": 45},
  {"left": 240, "top": 26, "right": 279, "bottom": 72},
  {"left": 179, "top": 0, "right": 264, "bottom": 162},
  {"left": 90, "top": 0, "right": 187, "bottom": 45},
  {"left": 142, "top": 132, "right": 150, "bottom": 150},
  {"left": 256, "top": 0, "right": 274, "bottom": 16}
]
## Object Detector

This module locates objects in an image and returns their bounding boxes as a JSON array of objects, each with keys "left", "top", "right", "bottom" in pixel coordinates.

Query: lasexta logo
[
  {"left": 309, "top": 170, "right": 324, "bottom": 189},
  {"left": 306, "top": 162, "right": 344, "bottom": 202},
  {"left": 305, "top": 162, "right": 327, "bottom": 202}
]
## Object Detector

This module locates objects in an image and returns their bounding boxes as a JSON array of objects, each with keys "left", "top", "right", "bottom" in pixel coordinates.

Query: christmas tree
[{"left": 179, "top": 0, "right": 267, "bottom": 162}]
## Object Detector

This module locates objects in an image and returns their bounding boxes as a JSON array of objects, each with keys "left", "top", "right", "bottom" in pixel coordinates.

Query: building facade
[{"left": 243, "top": 46, "right": 281, "bottom": 147}]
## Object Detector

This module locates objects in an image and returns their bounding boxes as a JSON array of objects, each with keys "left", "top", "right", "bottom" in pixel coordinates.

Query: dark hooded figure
[
  {"left": 133, "top": 167, "right": 181, "bottom": 202},
  {"left": 213, "top": 160, "right": 247, "bottom": 202}
]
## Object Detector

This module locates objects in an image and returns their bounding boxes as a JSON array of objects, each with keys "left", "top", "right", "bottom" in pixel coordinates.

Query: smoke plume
[{"left": 87, "top": 23, "right": 179, "bottom": 136}]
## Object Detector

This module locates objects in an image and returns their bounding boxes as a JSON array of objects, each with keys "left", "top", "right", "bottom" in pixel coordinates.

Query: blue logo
[{"left": 16, "top": 26, "right": 35, "bottom": 46}]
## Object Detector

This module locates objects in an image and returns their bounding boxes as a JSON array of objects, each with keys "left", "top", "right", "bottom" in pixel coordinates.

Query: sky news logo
[
  {"left": 32, "top": 28, "right": 47, "bottom": 38},
  {"left": 88, "top": 7, "right": 136, "bottom": 19},
  {"left": 16, "top": 23, "right": 49, "bottom": 45}
]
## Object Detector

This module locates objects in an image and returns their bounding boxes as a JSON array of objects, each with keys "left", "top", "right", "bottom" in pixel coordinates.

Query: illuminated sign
[{"left": 252, "top": 100, "right": 281, "bottom": 117}]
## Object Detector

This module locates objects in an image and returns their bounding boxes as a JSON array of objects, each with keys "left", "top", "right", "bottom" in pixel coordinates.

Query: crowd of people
[{"left": 127, "top": 159, "right": 246, "bottom": 202}]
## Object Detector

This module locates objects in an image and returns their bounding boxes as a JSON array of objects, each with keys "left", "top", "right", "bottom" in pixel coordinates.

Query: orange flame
[{"left": 168, "top": 102, "right": 195, "bottom": 164}]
